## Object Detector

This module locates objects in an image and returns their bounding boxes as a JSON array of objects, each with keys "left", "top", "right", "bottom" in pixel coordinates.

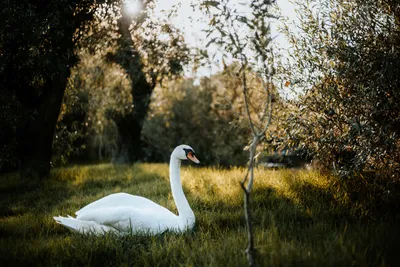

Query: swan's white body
[{"left": 54, "top": 145, "right": 199, "bottom": 235}]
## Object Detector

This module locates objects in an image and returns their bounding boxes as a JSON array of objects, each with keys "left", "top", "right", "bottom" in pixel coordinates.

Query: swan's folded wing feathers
[
  {"left": 75, "top": 193, "right": 134, "bottom": 215},
  {"left": 75, "top": 193, "right": 165, "bottom": 216},
  {"left": 75, "top": 207, "right": 157, "bottom": 232},
  {"left": 77, "top": 207, "right": 130, "bottom": 225}
]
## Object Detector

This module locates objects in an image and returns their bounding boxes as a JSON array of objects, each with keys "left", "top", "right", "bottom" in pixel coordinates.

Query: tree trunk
[
  {"left": 6, "top": 2, "right": 81, "bottom": 176},
  {"left": 109, "top": 5, "right": 155, "bottom": 162},
  {"left": 18, "top": 63, "right": 72, "bottom": 176}
]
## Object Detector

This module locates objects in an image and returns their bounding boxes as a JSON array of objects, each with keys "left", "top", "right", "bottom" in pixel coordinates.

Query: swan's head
[{"left": 172, "top": 145, "right": 200, "bottom": 164}]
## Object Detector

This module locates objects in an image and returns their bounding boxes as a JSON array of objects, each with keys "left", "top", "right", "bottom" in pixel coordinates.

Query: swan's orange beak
[{"left": 187, "top": 152, "right": 200, "bottom": 164}]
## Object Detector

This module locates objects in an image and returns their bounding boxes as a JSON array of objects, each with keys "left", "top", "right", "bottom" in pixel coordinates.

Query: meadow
[{"left": 0, "top": 163, "right": 398, "bottom": 266}]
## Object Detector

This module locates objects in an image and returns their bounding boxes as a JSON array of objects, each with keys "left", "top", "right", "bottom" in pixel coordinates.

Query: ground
[{"left": 0, "top": 163, "right": 398, "bottom": 266}]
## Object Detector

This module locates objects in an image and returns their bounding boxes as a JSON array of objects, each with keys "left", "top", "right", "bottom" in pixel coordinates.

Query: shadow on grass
[{"left": 0, "top": 175, "right": 73, "bottom": 217}]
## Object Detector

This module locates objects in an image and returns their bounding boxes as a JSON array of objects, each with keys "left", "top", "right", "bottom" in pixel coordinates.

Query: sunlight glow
[
  {"left": 124, "top": 0, "right": 142, "bottom": 16},
  {"left": 153, "top": 0, "right": 296, "bottom": 79}
]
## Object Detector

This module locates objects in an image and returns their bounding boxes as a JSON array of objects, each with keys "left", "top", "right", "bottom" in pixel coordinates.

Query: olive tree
[{"left": 280, "top": 0, "right": 400, "bottom": 188}]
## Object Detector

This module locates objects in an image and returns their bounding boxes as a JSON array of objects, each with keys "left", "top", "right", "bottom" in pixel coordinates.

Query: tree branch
[{"left": 241, "top": 61, "right": 257, "bottom": 136}]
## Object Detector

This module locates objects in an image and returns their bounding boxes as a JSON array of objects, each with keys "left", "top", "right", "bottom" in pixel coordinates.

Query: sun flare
[{"left": 124, "top": 0, "right": 142, "bottom": 16}]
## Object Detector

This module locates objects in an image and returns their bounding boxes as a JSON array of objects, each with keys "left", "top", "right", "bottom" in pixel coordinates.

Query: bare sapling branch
[
  {"left": 241, "top": 60, "right": 257, "bottom": 137},
  {"left": 200, "top": 1, "right": 276, "bottom": 266},
  {"left": 239, "top": 43, "right": 273, "bottom": 266}
]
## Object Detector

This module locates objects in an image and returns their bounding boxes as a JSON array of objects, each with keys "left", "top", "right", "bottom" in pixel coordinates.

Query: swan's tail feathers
[
  {"left": 53, "top": 216, "right": 118, "bottom": 235},
  {"left": 53, "top": 215, "right": 82, "bottom": 232}
]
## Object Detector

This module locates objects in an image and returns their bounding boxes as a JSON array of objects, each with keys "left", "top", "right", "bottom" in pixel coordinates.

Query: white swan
[{"left": 53, "top": 144, "right": 200, "bottom": 235}]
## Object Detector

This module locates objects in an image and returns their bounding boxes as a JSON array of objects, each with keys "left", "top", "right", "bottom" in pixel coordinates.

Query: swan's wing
[
  {"left": 76, "top": 206, "right": 177, "bottom": 234},
  {"left": 76, "top": 193, "right": 164, "bottom": 215},
  {"left": 54, "top": 215, "right": 119, "bottom": 235}
]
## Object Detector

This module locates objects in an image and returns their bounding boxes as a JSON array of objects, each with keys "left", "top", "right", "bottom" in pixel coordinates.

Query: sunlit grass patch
[{"left": 0, "top": 163, "right": 399, "bottom": 266}]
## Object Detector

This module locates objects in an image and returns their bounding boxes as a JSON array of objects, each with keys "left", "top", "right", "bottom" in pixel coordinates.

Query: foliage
[
  {"left": 280, "top": 0, "right": 400, "bottom": 185},
  {"left": 53, "top": 2, "right": 195, "bottom": 165},
  {"left": 53, "top": 52, "right": 133, "bottom": 165},
  {"left": 0, "top": 164, "right": 399, "bottom": 266},
  {"left": 142, "top": 62, "right": 287, "bottom": 167},
  {"left": 95, "top": 1, "right": 194, "bottom": 88},
  {"left": 142, "top": 68, "right": 250, "bottom": 166}
]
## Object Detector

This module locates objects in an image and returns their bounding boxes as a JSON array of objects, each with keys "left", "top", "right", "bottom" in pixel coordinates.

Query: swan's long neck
[{"left": 169, "top": 157, "right": 195, "bottom": 229}]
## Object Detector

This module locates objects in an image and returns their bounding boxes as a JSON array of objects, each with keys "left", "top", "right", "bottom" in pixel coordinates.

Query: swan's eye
[
  {"left": 184, "top": 148, "right": 200, "bottom": 164},
  {"left": 183, "top": 148, "right": 191, "bottom": 156}
]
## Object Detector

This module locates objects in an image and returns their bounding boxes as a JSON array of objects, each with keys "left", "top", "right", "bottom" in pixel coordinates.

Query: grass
[{"left": 0, "top": 163, "right": 399, "bottom": 266}]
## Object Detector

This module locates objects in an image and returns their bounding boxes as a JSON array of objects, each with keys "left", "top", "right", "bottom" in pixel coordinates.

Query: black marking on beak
[{"left": 183, "top": 148, "right": 195, "bottom": 157}]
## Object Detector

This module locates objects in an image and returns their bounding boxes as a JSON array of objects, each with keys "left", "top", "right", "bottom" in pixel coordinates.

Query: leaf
[
  {"left": 238, "top": 16, "right": 247, "bottom": 24},
  {"left": 206, "top": 38, "right": 217, "bottom": 47},
  {"left": 202, "top": 1, "right": 220, "bottom": 8}
]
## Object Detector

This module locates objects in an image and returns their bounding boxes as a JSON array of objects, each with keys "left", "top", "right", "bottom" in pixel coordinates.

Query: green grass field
[{"left": 0, "top": 163, "right": 398, "bottom": 266}]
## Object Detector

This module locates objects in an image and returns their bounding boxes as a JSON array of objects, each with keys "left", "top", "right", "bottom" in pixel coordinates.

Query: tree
[
  {"left": 0, "top": 0, "right": 107, "bottom": 175},
  {"left": 105, "top": 0, "right": 191, "bottom": 162},
  {"left": 280, "top": 0, "right": 400, "bottom": 185},
  {"left": 53, "top": 1, "right": 193, "bottom": 165},
  {"left": 0, "top": 0, "right": 192, "bottom": 173},
  {"left": 52, "top": 51, "right": 133, "bottom": 165}
]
